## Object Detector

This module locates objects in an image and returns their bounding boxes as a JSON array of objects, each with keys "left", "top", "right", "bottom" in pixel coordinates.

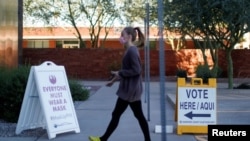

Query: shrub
[
  {"left": 196, "top": 64, "right": 211, "bottom": 83},
  {"left": 68, "top": 79, "right": 89, "bottom": 101},
  {"left": 0, "top": 65, "right": 89, "bottom": 123},
  {"left": 196, "top": 64, "right": 223, "bottom": 83},
  {"left": 108, "top": 61, "right": 121, "bottom": 70},
  {"left": 176, "top": 69, "right": 187, "bottom": 79},
  {"left": 210, "top": 65, "right": 223, "bottom": 78},
  {"left": 0, "top": 65, "right": 30, "bottom": 122}
]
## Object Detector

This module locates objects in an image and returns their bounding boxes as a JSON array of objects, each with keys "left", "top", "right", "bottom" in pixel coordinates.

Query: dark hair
[{"left": 123, "top": 26, "right": 145, "bottom": 48}]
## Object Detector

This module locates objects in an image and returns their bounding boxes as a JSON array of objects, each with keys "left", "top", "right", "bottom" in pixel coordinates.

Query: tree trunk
[{"left": 226, "top": 48, "right": 234, "bottom": 89}]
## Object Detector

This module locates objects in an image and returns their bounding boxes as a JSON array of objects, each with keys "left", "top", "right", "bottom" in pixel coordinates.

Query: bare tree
[{"left": 24, "top": 0, "right": 122, "bottom": 48}]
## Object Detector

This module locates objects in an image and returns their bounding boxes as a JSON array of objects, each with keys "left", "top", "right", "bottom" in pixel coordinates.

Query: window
[
  {"left": 56, "top": 40, "right": 63, "bottom": 48},
  {"left": 27, "top": 40, "right": 49, "bottom": 48},
  {"left": 62, "top": 40, "right": 79, "bottom": 48}
]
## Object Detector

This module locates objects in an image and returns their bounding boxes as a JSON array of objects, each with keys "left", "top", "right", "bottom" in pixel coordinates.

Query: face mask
[{"left": 119, "top": 37, "right": 126, "bottom": 44}]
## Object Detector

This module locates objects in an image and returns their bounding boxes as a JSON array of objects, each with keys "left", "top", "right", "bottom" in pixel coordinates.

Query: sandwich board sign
[
  {"left": 175, "top": 78, "right": 217, "bottom": 135},
  {"left": 16, "top": 61, "right": 80, "bottom": 139}
]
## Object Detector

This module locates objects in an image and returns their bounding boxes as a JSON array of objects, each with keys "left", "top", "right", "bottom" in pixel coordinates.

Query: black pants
[{"left": 100, "top": 97, "right": 151, "bottom": 141}]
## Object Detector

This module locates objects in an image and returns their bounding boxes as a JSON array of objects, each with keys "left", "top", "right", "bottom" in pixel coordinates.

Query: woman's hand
[
  {"left": 105, "top": 71, "right": 120, "bottom": 87},
  {"left": 106, "top": 81, "right": 114, "bottom": 87},
  {"left": 111, "top": 71, "right": 119, "bottom": 77}
]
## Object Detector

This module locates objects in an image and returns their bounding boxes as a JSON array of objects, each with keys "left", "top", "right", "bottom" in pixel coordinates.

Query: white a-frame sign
[{"left": 16, "top": 61, "right": 80, "bottom": 139}]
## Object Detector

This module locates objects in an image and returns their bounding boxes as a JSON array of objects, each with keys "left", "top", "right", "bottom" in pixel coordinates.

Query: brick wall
[{"left": 22, "top": 48, "right": 250, "bottom": 80}]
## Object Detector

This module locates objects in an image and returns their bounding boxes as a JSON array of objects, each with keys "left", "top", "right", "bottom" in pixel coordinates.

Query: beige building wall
[{"left": 0, "top": 1, "right": 18, "bottom": 68}]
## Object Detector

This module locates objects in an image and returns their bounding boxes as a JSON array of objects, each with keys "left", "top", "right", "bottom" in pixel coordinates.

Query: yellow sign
[{"left": 175, "top": 78, "right": 217, "bottom": 135}]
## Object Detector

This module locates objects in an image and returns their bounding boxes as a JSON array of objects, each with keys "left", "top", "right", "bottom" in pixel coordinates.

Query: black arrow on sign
[{"left": 185, "top": 111, "right": 211, "bottom": 119}]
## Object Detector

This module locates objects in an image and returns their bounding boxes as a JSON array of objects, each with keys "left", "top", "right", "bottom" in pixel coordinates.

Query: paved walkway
[{"left": 1, "top": 79, "right": 250, "bottom": 141}]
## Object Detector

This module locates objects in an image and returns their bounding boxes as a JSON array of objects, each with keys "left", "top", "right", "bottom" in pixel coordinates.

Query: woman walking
[{"left": 89, "top": 26, "right": 151, "bottom": 141}]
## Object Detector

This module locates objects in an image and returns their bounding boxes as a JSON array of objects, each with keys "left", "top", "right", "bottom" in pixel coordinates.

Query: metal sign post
[
  {"left": 144, "top": 1, "right": 151, "bottom": 122},
  {"left": 157, "top": 0, "right": 167, "bottom": 140}
]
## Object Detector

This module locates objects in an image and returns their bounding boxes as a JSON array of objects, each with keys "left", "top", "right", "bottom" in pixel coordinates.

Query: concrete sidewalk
[{"left": 1, "top": 80, "right": 250, "bottom": 141}]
